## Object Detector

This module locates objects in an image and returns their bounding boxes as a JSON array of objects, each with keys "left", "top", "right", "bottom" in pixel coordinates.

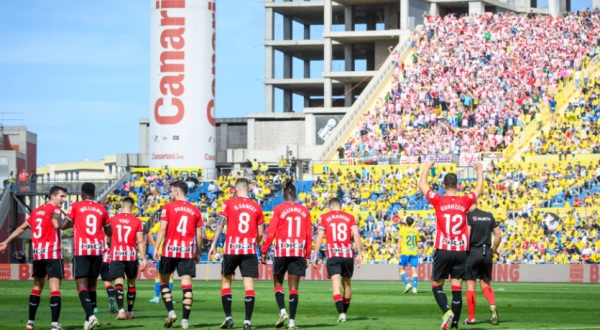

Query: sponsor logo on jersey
[
  {"left": 229, "top": 243, "right": 253, "bottom": 250},
  {"left": 442, "top": 238, "right": 466, "bottom": 247},
  {"left": 115, "top": 251, "right": 137, "bottom": 256},
  {"left": 280, "top": 242, "right": 305, "bottom": 249},
  {"left": 33, "top": 248, "right": 47, "bottom": 254},
  {"left": 330, "top": 248, "right": 351, "bottom": 253},
  {"left": 81, "top": 244, "right": 103, "bottom": 250},
  {"left": 167, "top": 246, "right": 192, "bottom": 253}
]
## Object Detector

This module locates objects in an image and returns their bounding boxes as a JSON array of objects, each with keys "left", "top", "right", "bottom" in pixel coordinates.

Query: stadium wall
[{"left": 2, "top": 263, "right": 598, "bottom": 283}]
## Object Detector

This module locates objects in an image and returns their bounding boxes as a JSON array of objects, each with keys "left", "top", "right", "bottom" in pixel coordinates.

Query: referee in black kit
[{"left": 463, "top": 202, "right": 502, "bottom": 326}]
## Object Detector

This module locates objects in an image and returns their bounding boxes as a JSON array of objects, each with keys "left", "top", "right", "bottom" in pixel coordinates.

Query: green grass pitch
[{"left": 0, "top": 280, "right": 598, "bottom": 329}]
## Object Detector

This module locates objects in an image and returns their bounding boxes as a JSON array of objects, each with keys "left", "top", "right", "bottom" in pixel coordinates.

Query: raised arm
[
  {"left": 418, "top": 162, "right": 434, "bottom": 194},
  {"left": 473, "top": 162, "right": 484, "bottom": 198},
  {"left": 0, "top": 221, "right": 29, "bottom": 253}
]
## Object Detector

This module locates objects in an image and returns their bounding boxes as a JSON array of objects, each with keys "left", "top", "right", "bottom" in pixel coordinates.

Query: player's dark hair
[
  {"left": 81, "top": 182, "right": 95, "bottom": 196},
  {"left": 171, "top": 181, "right": 188, "bottom": 195},
  {"left": 235, "top": 178, "right": 249, "bottom": 190},
  {"left": 122, "top": 196, "right": 135, "bottom": 207},
  {"left": 49, "top": 185, "right": 67, "bottom": 196},
  {"left": 443, "top": 173, "right": 458, "bottom": 189},
  {"left": 406, "top": 216, "right": 414, "bottom": 226},
  {"left": 329, "top": 198, "right": 342, "bottom": 207},
  {"left": 283, "top": 178, "right": 296, "bottom": 202}
]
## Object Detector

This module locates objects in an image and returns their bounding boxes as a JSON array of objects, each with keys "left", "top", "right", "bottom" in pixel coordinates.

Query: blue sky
[{"left": 0, "top": 0, "right": 593, "bottom": 166}]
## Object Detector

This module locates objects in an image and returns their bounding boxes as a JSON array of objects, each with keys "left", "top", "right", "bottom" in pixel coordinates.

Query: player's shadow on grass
[{"left": 250, "top": 324, "right": 336, "bottom": 329}]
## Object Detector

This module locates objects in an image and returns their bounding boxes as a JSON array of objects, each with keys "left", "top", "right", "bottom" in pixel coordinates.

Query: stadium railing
[{"left": 317, "top": 31, "right": 416, "bottom": 161}]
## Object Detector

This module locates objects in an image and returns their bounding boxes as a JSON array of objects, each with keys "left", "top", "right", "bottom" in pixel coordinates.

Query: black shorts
[
  {"left": 221, "top": 254, "right": 259, "bottom": 278},
  {"left": 160, "top": 257, "right": 196, "bottom": 278},
  {"left": 109, "top": 261, "right": 139, "bottom": 280},
  {"left": 432, "top": 249, "right": 467, "bottom": 281},
  {"left": 32, "top": 259, "right": 64, "bottom": 279},
  {"left": 326, "top": 257, "right": 354, "bottom": 279},
  {"left": 100, "top": 262, "right": 112, "bottom": 282},
  {"left": 273, "top": 257, "right": 307, "bottom": 277},
  {"left": 465, "top": 247, "right": 493, "bottom": 281},
  {"left": 73, "top": 255, "right": 102, "bottom": 279}
]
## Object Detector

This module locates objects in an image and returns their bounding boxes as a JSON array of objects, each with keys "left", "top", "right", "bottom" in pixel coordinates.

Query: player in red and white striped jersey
[
  {"left": 260, "top": 179, "right": 312, "bottom": 329},
  {"left": 108, "top": 197, "right": 146, "bottom": 320},
  {"left": 0, "top": 185, "right": 68, "bottom": 330},
  {"left": 153, "top": 181, "right": 204, "bottom": 329},
  {"left": 419, "top": 162, "right": 483, "bottom": 330},
  {"left": 311, "top": 198, "right": 362, "bottom": 324},
  {"left": 62, "top": 183, "right": 111, "bottom": 330},
  {"left": 209, "top": 178, "right": 264, "bottom": 330}
]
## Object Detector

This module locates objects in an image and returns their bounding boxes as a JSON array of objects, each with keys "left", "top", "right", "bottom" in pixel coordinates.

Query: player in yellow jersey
[
  {"left": 397, "top": 216, "right": 420, "bottom": 294},
  {"left": 146, "top": 213, "right": 174, "bottom": 304}
]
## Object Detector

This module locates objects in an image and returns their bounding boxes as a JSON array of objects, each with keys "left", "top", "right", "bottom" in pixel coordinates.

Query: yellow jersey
[{"left": 399, "top": 226, "right": 419, "bottom": 256}]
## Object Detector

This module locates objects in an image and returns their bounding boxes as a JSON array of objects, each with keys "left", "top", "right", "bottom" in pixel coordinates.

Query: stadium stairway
[
  {"left": 316, "top": 31, "right": 417, "bottom": 162},
  {"left": 503, "top": 55, "right": 600, "bottom": 162}
]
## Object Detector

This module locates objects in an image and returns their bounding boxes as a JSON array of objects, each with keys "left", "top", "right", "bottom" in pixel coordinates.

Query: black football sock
[
  {"left": 29, "top": 289, "right": 41, "bottom": 321},
  {"left": 182, "top": 285, "right": 192, "bottom": 320},
  {"left": 50, "top": 291, "right": 61, "bottom": 323},
  {"left": 432, "top": 285, "right": 450, "bottom": 313},
  {"left": 289, "top": 290, "right": 299, "bottom": 319}
]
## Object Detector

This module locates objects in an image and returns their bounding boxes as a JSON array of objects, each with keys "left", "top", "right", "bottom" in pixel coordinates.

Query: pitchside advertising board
[
  {"left": 2, "top": 264, "right": 598, "bottom": 283},
  {"left": 150, "top": 0, "right": 216, "bottom": 169}
]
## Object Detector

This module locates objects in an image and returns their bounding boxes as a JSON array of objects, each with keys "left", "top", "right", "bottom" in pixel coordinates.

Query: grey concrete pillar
[
  {"left": 548, "top": 0, "right": 567, "bottom": 17},
  {"left": 247, "top": 118, "right": 256, "bottom": 150},
  {"left": 469, "top": 1, "right": 485, "bottom": 15},
  {"left": 430, "top": 3, "right": 440, "bottom": 16},
  {"left": 345, "top": 6, "right": 354, "bottom": 31},
  {"left": 304, "top": 25, "right": 310, "bottom": 79},
  {"left": 264, "top": 5, "right": 274, "bottom": 113},
  {"left": 284, "top": 91, "right": 293, "bottom": 112},
  {"left": 305, "top": 113, "right": 315, "bottom": 146},
  {"left": 344, "top": 83, "right": 353, "bottom": 107},
  {"left": 324, "top": 0, "right": 333, "bottom": 108},
  {"left": 219, "top": 123, "right": 228, "bottom": 150},
  {"left": 400, "top": 0, "right": 409, "bottom": 30},
  {"left": 514, "top": 0, "right": 530, "bottom": 11}
]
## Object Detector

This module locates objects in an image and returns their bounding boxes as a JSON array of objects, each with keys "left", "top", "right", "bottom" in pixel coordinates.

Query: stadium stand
[{"left": 338, "top": 10, "right": 600, "bottom": 163}]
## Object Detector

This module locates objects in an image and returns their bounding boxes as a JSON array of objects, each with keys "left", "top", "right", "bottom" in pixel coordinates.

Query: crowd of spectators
[
  {"left": 340, "top": 10, "right": 600, "bottom": 162},
  {"left": 525, "top": 74, "right": 600, "bottom": 157}
]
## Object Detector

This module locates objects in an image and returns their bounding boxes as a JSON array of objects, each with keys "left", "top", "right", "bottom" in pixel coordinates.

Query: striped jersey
[
  {"left": 399, "top": 225, "right": 420, "bottom": 256},
  {"left": 68, "top": 200, "right": 110, "bottom": 256},
  {"left": 26, "top": 203, "right": 62, "bottom": 260},
  {"left": 110, "top": 213, "right": 143, "bottom": 261},
  {"left": 318, "top": 211, "right": 357, "bottom": 259},
  {"left": 161, "top": 200, "right": 203, "bottom": 259},
  {"left": 220, "top": 197, "right": 264, "bottom": 255},
  {"left": 261, "top": 202, "right": 312, "bottom": 258},
  {"left": 425, "top": 190, "right": 476, "bottom": 252}
]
